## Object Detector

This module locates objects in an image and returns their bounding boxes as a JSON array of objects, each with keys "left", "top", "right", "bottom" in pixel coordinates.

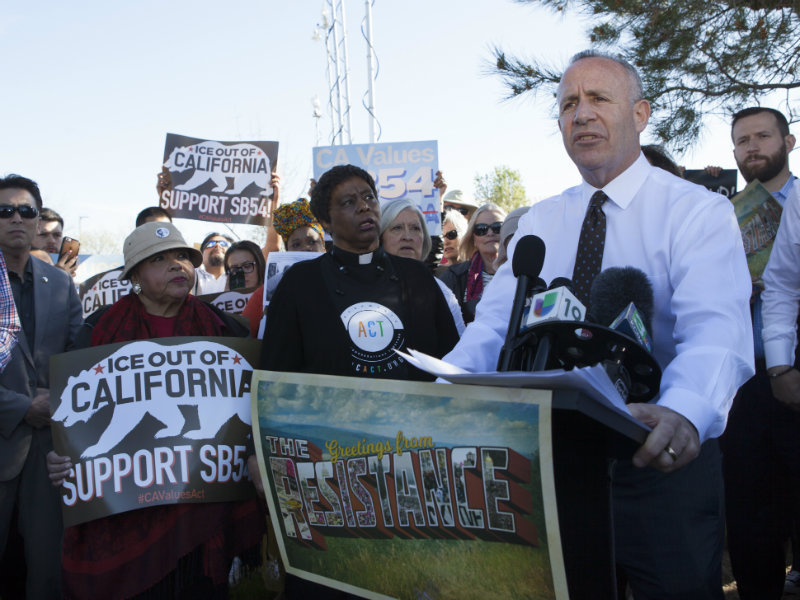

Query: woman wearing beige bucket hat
[{"left": 45, "top": 221, "right": 263, "bottom": 598}]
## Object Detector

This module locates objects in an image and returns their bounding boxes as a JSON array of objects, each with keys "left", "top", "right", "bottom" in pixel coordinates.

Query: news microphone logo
[
  {"left": 523, "top": 287, "right": 586, "bottom": 331},
  {"left": 533, "top": 292, "right": 558, "bottom": 318},
  {"left": 609, "top": 302, "right": 653, "bottom": 353}
]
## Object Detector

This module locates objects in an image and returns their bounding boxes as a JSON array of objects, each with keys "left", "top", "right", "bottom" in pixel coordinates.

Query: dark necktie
[{"left": 572, "top": 190, "right": 608, "bottom": 305}]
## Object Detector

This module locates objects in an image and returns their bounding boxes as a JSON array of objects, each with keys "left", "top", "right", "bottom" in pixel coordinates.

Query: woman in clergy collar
[{"left": 259, "top": 164, "right": 459, "bottom": 380}]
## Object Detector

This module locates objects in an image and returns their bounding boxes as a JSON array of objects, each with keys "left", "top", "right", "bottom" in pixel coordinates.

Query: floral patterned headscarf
[{"left": 273, "top": 199, "right": 325, "bottom": 244}]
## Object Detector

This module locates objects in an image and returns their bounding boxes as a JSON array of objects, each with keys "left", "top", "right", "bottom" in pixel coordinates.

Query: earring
[{"left": 132, "top": 282, "right": 142, "bottom": 295}]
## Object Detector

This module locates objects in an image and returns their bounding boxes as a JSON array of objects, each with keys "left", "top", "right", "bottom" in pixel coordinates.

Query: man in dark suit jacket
[{"left": 0, "top": 174, "right": 82, "bottom": 599}]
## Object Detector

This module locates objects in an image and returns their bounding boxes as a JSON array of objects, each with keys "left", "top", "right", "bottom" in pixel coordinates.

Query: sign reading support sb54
[
  {"left": 50, "top": 337, "right": 260, "bottom": 527},
  {"left": 161, "top": 133, "right": 278, "bottom": 225}
]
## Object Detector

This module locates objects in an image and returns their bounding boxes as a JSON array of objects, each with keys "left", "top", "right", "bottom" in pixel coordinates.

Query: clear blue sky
[{"left": 0, "top": 1, "right": 744, "bottom": 250}]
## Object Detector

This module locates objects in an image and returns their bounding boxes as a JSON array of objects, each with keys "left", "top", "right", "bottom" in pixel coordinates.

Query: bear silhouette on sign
[
  {"left": 164, "top": 141, "right": 270, "bottom": 195},
  {"left": 53, "top": 340, "right": 252, "bottom": 459}
]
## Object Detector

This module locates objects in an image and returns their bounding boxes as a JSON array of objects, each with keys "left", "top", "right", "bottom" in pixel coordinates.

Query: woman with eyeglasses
[
  {"left": 224, "top": 240, "right": 266, "bottom": 291},
  {"left": 439, "top": 203, "right": 507, "bottom": 323}
]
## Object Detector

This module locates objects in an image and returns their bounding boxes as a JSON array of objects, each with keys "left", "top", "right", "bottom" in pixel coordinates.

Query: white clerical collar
[
  {"left": 581, "top": 152, "right": 651, "bottom": 210},
  {"left": 358, "top": 252, "right": 373, "bottom": 265}
]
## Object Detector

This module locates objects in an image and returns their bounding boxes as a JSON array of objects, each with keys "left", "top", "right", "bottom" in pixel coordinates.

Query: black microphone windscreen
[
  {"left": 548, "top": 277, "right": 574, "bottom": 291},
  {"left": 512, "top": 235, "right": 546, "bottom": 279},
  {"left": 588, "top": 266, "right": 654, "bottom": 331}
]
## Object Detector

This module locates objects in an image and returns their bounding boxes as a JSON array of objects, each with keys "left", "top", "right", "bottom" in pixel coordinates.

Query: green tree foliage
[
  {"left": 492, "top": 0, "right": 800, "bottom": 150},
  {"left": 474, "top": 166, "right": 529, "bottom": 212}
]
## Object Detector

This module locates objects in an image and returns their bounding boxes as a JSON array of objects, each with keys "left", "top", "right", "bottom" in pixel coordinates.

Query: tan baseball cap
[{"left": 119, "top": 222, "right": 202, "bottom": 281}]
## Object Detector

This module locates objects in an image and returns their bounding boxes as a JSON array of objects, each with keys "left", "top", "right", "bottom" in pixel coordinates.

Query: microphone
[
  {"left": 586, "top": 266, "right": 656, "bottom": 401},
  {"left": 498, "top": 235, "right": 546, "bottom": 372},
  {"left": 587, "top": 266, "right": 654, "bottom": 352}
]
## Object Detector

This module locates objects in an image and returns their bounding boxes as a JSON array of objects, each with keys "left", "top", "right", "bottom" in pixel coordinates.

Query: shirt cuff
[
  {"left": 764, "top": 339, "right": 796, "bottom": 369},
  {"left": 656, "top": 387, "right": 723, "bottom": 444}
]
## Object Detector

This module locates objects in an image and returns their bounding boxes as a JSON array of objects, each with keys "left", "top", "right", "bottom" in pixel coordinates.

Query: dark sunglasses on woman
[
  {"left": 443, "top": 229, "right": 459, "bottom": 240},
  {"left": 473, "top": 221, "right": 502, "bottom": 237},
  {"left": 0, "top": 205, "right": 39, "bottom": 219}
]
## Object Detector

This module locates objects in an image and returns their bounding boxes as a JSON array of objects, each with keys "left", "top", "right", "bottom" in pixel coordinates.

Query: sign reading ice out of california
[
  {"left": 312, "top": 140, "right": 442, "bottom": 235},
  {"left": 161, "top": 133, "right": 279, "bottom": 225},
  {"left": 49, "top": 337, "right": 261, "bottom": 527},
  {"left": 251, "top": 370, "right": 568, "bottom": 600}
]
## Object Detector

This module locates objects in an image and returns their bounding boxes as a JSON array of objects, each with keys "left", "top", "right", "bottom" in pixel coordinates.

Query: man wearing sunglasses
[
  {"left": 0, "top": 174, "right": 82, "bottom": 598},
  {"left": 194, "top": 232, "right": 233, "bottom": 295}
]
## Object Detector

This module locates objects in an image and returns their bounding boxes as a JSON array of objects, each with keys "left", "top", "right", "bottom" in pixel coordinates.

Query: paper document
[{"left": 398, "top": 348, "right": 643, "bottom": 425}]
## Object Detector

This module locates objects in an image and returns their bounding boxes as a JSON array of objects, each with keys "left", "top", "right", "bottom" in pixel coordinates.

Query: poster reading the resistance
[{"left": 252, "top": 370, "right": 567, "bottom": 600}]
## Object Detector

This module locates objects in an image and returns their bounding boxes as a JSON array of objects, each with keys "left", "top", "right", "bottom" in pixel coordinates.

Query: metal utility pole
[
  {"left": 364, "top": 0, "right": 378, "bottom": 143},
  {"left": 314, "top": 2, "right": 379, "bottom": 145}
]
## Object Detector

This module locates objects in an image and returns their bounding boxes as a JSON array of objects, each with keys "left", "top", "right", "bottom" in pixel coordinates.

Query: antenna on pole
[
  {"left": 313, "top": 2, "right": 380, "bottom": 146},
  {"left": 363, "top": 0, "right": 379, "bottom": 143}
]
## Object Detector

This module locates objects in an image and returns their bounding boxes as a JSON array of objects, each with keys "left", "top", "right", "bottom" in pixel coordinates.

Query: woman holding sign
[
  {"left": 47, "top": 222, "right": 263, "bottom": 599},
  {"left": 253, "top": 164, "right": 459, "bottom": 598}
]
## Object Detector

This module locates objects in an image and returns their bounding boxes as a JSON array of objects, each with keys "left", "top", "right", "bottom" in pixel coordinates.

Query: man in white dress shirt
[{"left": 443, "top": 50, "right": 754, "bottom": 598}]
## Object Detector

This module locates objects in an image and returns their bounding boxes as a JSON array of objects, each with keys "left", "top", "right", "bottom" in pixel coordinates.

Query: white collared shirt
[
  {"left": 443, "top": 153, "right": 754, "bottom": 442},
  {"left": 194, "top": 265, "right": 227, "bottom": 295},
  {"left": 762, "top": 180, "right": 800, "bottom": 368}
]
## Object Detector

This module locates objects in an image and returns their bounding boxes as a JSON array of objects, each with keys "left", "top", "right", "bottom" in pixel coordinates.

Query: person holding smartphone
[{"left": 223, "top": 240, "right": 265, "bottom": 291}]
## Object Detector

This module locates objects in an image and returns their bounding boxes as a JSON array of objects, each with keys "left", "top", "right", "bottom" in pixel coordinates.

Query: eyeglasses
[
  {"left": 444, "top": 205, "right": 470, "bottom": 216},
  {"left": 203, "top": 240, "right": 230, "bottom": 250},
  {"left": 228, "top": 261, "right": 257, "bottom": 274},
  {"left": 473, "top": 221, "right": 502, "bottom": 237},
  {"left": 443, "top": 229, "right": 459, "bottom": 240},
  {"left": 0, "top": 205, "right": 39, "bottom": 219}
]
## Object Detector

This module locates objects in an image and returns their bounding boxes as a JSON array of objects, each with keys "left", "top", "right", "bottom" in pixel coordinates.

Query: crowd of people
[{"left": 0, "top": 49, "right": 798, "bottom": 600}]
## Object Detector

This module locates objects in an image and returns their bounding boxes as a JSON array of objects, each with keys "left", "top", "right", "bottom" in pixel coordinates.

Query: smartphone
[
  {"left": 229, "top": 270, "right": 246, "bottom": 290},
  {"left": 59, "top": 236, "right": 80, "bottom": 259}
]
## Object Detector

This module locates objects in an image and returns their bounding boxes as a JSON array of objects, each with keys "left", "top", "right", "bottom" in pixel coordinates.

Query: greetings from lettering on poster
[
  {"left": 313, "top": 140, "right": 442, "bottom": 234},
  {"left": 251, "top": 371, "right": 567, "bottom": 599},
  {"left": 161, "top": 133, "right": 279, "bottom": 225},
  {"left": 50, "top": 338, "right": 260, "bottom": 527}
]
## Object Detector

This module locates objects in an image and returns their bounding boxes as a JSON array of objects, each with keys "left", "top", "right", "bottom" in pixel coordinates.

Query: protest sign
[
  {"left": 264, "top": 251, "right": 323, "bottom": 305},
  {"left": 161, "top": 133, "right": 279, "bottom": 225},
  {"left": 252, "top": 370, "right": 567, "bottom": 599},
  {"left": 197, "top": 287, "right": 256, "bottom": 316},
  {"left": 730, "top": 179, "right": 783, "bottom": 284},
  {"left": 313, "top": 140, "right": 442, "bottom": 234},
  {"left": 73, "top": 254, "right": 124, "bottom": 284},
  {"left": 79, "top": 266, "right": 131, "bottom": 318},
  {"left": 50, "top": 337, "right": 260, "bottom": 527},
  {"left": 684, "top": 168, "right": 738, "bottom": 198}
]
